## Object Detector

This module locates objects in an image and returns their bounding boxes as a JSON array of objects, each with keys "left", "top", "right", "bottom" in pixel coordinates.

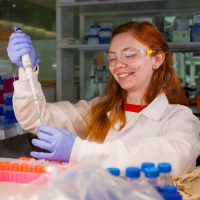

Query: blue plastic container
[
  {"left": 100, "top": 37, "right": 111, "bottom": 44},
  {"left": 144, "top": 167, "right": 160, "bottom": 187},
  {"left": 3, "top": 93, "right": 13, "bottom": 106},
  {"left": 106, "top": 168, "right": 120, "bottom": 176},
  {"left": 161, "top": 185, "right": 182, "bottom": 200},
  {"left": 5, "top": 106, "right": 16, "bottom": 120},
  {"left": 126, "top": 167, "right": 140, "bottom": 178},
  {"left": 189, "top": 25, "right": 200, "bottom": 42}
]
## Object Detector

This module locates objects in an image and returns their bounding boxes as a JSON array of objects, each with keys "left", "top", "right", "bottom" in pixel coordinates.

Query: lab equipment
[
  {"left": 144, "top": 167, "right": 160, "bottom": 187},
  {"left": 99, "top": 28, "right": 112, "bottom": 44},
  {"left": 33, "top": 156, "right": 163, "bottom": 200},
  {"left": 88, "top": 35, "right": 99, "bottom": 44},
  {"left": 94, "top": 67, "right": 100, "bottom": 96},
  {"left": 102, "top": 65, "right": 107, "bottom": 91},
  {"left": 15, "top": 28, "right": 44, "bottom": 125},
  {"left": 100, "top": 23, "right": 115, "bottom": 30},
  {"left": 106, "top": 167, "right": 120, "bottom": 176},
  {"left": 172, "top": 31, "right": 190, "bottom": 42},
  {"left": 7, "top": 30, "right": 40, "bottom": 68},
  {"left": 107, "top": 48, "right": 157, "bottom": 67},
  {"left": 5, "top": 106, "right": 16, "bottom": 121},
  {"left": 89, "top": 25, "right": 101, "bottom": 35},
  {"left": 189, "top": 25, "right": 200, "bottom": 42},
  {"left": 31, "top": 126, "right": 76, "bottom": 162},
  {"left": 141, "top": 162, "right": 155, "bottom": 179},
  {"left": 158, "top": 163, "right": 171, "bottom": 188},
  {"left": 94, "top": 66, "right": 111, "bottom": 96},
  {"left": 155, "top": 15, "right": 165, "bottom": 32},
  {"left": 3, "top": 93, "right": 13, "bottom": 106},
  {"left": 0, "top": 157, "right": 76, "bottom": 184},
  {"left": 193, "top": 15, "right": 200, "bottom": 25},
  {"left": 161, "top": 185, "right": 182, "bottom": 200},
  {"left": 2, "top": 73, "right": 18, "bottom": 93},
  {"left": 0, "top": 77, "right": 4, "bottom": 105},
  {"left": 125, "top": 167, "right": 140, "bottom": 182}
]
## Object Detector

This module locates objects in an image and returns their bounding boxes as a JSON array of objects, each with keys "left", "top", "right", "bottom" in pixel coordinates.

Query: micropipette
[{"left": 16, "top": 28, "right": 45, "bottom": 125}]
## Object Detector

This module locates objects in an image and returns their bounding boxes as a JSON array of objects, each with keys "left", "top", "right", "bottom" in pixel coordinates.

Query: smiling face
[{"left": 109, "top": 32, "right": 156, "bottom": 97}]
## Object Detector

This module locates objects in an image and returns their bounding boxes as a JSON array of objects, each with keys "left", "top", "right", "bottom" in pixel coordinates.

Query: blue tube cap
[
  {"left": 126, "top": 167, "right": 140, "bottom": 178},
  {"left": 158, "top": 163, "right": 171, "bottom": 173},
  {"left": 106, "top": 168, "right": 120, "bottom": 176},
  {"left": 144, "top": 167, "right": 159, "bottom": 178},
  {"left": 164, "top": 185, "right": 177, "bottom": 194},
  {"left": 141, "top": 163, "right": 155, "bottom": 172}
]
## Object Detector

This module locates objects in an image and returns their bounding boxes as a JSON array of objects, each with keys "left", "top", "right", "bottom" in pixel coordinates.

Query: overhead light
[
  {"left": 52, "top": 64, "right": 57, "bottom": 68},
  {"left": 12, "top": 4, "right": 16, "bottom": 7}
]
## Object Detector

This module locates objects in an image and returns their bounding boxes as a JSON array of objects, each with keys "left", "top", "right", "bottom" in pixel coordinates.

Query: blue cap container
[
  {"left": 144, "top": 167, "right": 160, "bottom": 178},
  {"left": 106, "top": 168, "right": 120, "bottom": 176},
  {"left": 141, "top": 163, "right": 155, "bottom": 172},
  {"left": 125, "top": 167, "right": 140, "bottom": 178},
  {"left": 162, "top": 185, "right": 182, "bottom": 200},
  {"left": 158, "top": 163, "right": 171, "bottom": 173}
]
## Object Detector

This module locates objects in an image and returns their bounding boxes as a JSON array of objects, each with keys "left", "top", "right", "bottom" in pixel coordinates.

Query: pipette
[{"left": 16, "top": 28, "right": 45, "bottom": 125}]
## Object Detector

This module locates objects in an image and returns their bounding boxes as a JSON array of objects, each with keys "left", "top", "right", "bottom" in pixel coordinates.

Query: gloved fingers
[
  {"left": 32, "top": 138, "right": 52, "bottom": 152},
  {"left": 38, "top": 125, "right": 57, "bottom": 136},
  {"left": 9, "top": 43, "right": 31, "bottom": 52},
  {"left": 37, "top": 131, "right": 52, "bottom": 143},
  {"left": 9, "top": 32, "right": 27, "bottom": 40},
  {"left": 25, "top": 34, "right": 31, "bottom": 40},
  {"left": 30, "top": 151, "right": 53, "bottom": 160},
  {"left": 13, "top": 47, "right": 32, "bottom": 58},
  {"left": 9, "top": 36, "right": 32, "bottom": 46}
]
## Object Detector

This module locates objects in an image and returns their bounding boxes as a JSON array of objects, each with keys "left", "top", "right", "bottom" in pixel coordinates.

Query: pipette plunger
[{"left": 16, "top": 28, "right": 44, "bottom": 125}]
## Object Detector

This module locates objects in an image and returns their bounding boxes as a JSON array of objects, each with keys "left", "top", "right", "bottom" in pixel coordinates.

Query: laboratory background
[{"left": 0, "top": 0, "right": 200, "bottom": 199}]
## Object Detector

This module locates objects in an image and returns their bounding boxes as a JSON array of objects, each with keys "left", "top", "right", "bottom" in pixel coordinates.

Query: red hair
[{"left": 81, "top": 21, "right": 182, "bottom": 143}]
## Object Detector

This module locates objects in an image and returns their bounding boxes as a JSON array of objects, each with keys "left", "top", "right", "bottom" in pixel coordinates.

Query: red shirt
[{"left": 124, "top": 103, "right": 147, "bottom": 113}]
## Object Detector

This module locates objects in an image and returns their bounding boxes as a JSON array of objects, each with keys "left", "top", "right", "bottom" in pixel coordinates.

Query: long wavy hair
[{"left": 81, "top": 21, "right": 182, "bottom": 143}]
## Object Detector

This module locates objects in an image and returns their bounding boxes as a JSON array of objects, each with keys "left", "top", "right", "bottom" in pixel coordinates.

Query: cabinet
[{"left": 56, "top": 0, "right": 200, "bottom": 102}]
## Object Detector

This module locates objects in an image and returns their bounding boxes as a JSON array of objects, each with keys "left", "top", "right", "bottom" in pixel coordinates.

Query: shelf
[
  {"left": 57, "top": 42, "right": 200, "bottom": 52},
  {"left": 57, "top": 0, "right": 200, "bottom": 14},
  {"left": 57, "top": 44, "right": 109, "bottom": 51}
]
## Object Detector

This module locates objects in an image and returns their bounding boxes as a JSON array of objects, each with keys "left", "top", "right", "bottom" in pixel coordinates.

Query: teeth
[{"left": 119, "top": 73, "right": 133, "bottom": 78}]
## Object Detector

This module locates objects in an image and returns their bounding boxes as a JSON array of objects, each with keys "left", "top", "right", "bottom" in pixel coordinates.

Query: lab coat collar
[
  {"left": 140, "top": 92, "right": 169, "bottom": 121},
  {"left": 107, "top": 92, "right": 169, "bottom": 130}
]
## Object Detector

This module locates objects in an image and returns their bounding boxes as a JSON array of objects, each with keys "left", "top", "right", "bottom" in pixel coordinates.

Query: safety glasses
[{"left": 107, "top": 48, "right": 157, "bottom": 67}]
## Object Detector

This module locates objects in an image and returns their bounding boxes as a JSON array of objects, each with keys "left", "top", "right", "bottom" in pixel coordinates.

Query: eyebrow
[{"left": 123, "top": 47, "right": 133, "bottom": 51}]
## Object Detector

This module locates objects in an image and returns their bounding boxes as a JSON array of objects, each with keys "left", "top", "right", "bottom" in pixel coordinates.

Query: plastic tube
[{"left": 15, "top": 28, "right": 45, "bottom": 125}]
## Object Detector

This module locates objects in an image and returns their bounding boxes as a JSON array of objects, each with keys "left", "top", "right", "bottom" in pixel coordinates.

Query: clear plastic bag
[
  {"left": 2, "top": 156, "right": 164, "bottom": 200},
  {"left": 36, "top": 156, "right": 163, "bottom": 200}
]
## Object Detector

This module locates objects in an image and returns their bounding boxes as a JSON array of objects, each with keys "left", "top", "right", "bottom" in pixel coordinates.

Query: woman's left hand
[{"left": 30, "top": 125, "right": 76, "bottom": 162}]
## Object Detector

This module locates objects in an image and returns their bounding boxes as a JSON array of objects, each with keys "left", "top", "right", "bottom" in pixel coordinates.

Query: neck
[{"left": 126, "top": 90, "right": 147, "bottom": 105}]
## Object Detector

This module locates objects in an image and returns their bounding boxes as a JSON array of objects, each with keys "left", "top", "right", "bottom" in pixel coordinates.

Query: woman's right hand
[{"left": 7, "top": 27, "right": 40, "bottom": 68}]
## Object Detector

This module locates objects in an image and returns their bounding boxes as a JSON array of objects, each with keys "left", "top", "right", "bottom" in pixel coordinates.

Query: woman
[{"left": 7, "top": 21, "right": 200, "bottom": 175}]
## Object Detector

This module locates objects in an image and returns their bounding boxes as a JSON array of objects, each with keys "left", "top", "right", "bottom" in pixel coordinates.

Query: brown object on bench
[{"left": 171, "top": 167, "right": 200, "bottom": 200}]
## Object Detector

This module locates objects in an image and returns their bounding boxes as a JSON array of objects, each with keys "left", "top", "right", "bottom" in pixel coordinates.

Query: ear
[{"left": 153, "top": 52, "right": 165, "bottom": 69}]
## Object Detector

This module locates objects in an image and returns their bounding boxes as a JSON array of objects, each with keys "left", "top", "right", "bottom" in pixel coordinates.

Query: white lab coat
[{"left": 13, "top": 67, "right": 200, "bottom": 176}]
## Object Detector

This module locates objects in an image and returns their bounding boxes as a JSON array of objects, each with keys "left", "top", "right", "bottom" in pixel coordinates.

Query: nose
[{"left": 115, "top": 58, "right": 126, "bottom": 68}]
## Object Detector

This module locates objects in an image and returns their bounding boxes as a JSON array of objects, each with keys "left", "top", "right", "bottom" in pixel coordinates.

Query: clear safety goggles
[{"left": 107, "top": 48, "right": 157, "bottom": 67}]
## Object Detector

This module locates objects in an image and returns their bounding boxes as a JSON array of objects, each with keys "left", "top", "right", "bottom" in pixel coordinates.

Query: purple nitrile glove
[
  {"left": 30, "top": 125, "right": 77, "bottom": 162},
  {"left": 7, "top": 27, "right": 40, "bottom": 68}
]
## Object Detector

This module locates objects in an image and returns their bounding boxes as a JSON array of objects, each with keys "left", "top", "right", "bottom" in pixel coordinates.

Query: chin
[{"left": 119, "top": 84, "right": 135, "bottom": 91}]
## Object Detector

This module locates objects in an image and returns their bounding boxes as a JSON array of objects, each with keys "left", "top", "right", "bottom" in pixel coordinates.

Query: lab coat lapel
[
  {"left": 121, "top": 93, "right": 169, "bottom": 132},
  {"left": 107, "top": 93, "right": 169, "bottom": 132},
  {"left": 140, "top": 93, "right": 169, "bottom": 121}
]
